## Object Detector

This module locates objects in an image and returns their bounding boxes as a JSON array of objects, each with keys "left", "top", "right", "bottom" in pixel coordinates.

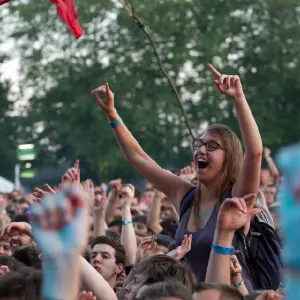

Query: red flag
[
  {"left": 0, "top": 0, "right": 12, "bottom": 5},
  {"left": 51, "top": 0, "right": 84, "bottom": 39}
]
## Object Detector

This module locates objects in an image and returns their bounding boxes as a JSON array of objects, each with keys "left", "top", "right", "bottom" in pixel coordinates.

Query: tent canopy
[{"left": 0, "top": 176, "right": 14, "bottom": 193}]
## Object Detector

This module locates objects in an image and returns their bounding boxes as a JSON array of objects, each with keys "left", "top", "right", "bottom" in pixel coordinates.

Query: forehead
[
  {"left": 200, "top": 131, "right": 222, "bottom": 144},
  {"left": 0, "top": 241, "right": 10, "bottom": 247},
  {"left": 92, "top": 244, "right": 116, "bottom": 255},
  {"left": 193, "top": 289, "right": 221, "bottom": 300}
]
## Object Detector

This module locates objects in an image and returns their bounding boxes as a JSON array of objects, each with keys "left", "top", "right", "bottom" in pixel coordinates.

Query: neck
[
  {"left": 198, "top": 181, "right": 220, "bottom": 204},
  {"left": 106, "top": 276, "right": 117, "bottom": 289}
]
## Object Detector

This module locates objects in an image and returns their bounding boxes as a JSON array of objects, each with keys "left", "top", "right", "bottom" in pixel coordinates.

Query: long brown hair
[
  {"left": 205, "top": 124, "right": 243, "bottom": 195},
  {"left": 193, "top": 124, "right": 243, "bottom": 225}
]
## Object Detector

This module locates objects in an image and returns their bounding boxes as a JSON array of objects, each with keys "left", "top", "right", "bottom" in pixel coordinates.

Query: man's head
[
  {"left": 91, "top": 236, "right": 125, "bottom": 287},
  {"left": 13, "top": 246, "right": 42, "bottom": 269},
  {"left": 260, "top": 168, "right": 272, "bottom": 187},
  {"left": 124, "top": 255, "right": 195, "bottom": 300},
  {"left": 263, "top": 183, "right": 277, "bottom": 206},
  {"left": 139, "top": 189, "right": 155, "bottom": 211},
  {"left": 0, "top": 239, "right": 12, "bottom": 256},
  {"left": 0, "top": 266, "right": 42, "bottom": 300},
  {"left": 136, "top": 280, "right": 192, "bottom": 300},
  {"left": 193, "top": 283, "right": 244, "bottom": 300},
  {"left": 133, "top": 215, "right": 148, "bottom": 237},
  {"left": 0, "top": 255, "right": 23, "bottom": 271},
  {"left": 108, "top": 218, "right": 122, "bottom": 235},
  {"left": 154, "top": 234, "right": 174, "bottom": 255},
  {"left": 16, "top": 199, "right": 29, "bottom": 215},
  {"left": 9, "top": 216, "right": 34, "bottom": 249}
]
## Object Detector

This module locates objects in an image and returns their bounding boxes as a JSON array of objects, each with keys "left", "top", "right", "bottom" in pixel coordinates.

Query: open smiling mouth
[{"left": 198, "top": 159, "right": 209, "bottom": 169}]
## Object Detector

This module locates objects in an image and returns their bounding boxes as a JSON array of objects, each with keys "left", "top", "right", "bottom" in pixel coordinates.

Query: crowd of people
[{"left": 0, "top": 65, "right": 287, "bottom": 300}]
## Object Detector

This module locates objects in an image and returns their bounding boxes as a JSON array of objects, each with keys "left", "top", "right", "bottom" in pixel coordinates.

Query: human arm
[
  {"left": 264, "top": 147, "right": 280, "bottom": 186},
  {"left": 205, "top": 194, "right": 260, "bottom": 284},
  {"left": 120, "top": 184, "right": 137, "bottom": 266},
  {"left": 80, "top": 256, "right": 118, "bottom": 300},
  {"left": 167, "top": 234, "right": 192, "bottom": 260},
  {"left": 29, "top": 185, "right": 89, "bottom": 300},
  {"left": 146, "top": 190, "right": 165, "bottom": 234},
  {"left": 118, "top": 236, "right": 157, "bottom": 300},
  {"left": 105, "top": 179, "right": 121, "bottom": 223},
  {"left": 208, "top": 65, "right": 263, "bottom": 200},
  {"left": 91, "top": 83, "right": 192, "bottom": 212},
  {"left": 230, "top": 255, "right": 249, "bottom": 296},
  {"left": 84, "top": 181, "right": 107, "bottom": 237},
  {"left": 0, "top": 197, "right": 10, "bottom": 227}
]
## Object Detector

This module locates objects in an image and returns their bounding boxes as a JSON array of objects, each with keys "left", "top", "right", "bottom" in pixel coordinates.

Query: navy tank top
[{"left": 174, "top": 187, "right": 253, "bottom": 291}]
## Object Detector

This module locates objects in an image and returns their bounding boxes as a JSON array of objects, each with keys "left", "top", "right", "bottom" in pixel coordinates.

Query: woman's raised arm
[
  {"left": 91, "top": 83, "right": 192, "bottom": 212},
  {"left": 208, "top": 64, "right": 263, "bottom": 201}
]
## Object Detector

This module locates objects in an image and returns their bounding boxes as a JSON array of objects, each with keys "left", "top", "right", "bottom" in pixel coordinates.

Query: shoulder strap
[
  {"left": 180, "top": 187, "right": 232, "bottom": 220},
  {"left": 179, "top": 187, "right": 197, "bottom": 220},
  {"left": 221, "top": 187, "right": 232, "bottom": 201}
]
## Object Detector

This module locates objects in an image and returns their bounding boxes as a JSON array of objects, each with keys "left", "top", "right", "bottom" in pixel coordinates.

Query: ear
[{"left": 116, "top": 263, "right": 124, "bottom": 276}]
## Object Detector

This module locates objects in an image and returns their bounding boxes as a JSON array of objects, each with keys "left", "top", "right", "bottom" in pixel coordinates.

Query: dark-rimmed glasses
[{"left": 192, "top": 139, "right": 225, "bottom": 152}]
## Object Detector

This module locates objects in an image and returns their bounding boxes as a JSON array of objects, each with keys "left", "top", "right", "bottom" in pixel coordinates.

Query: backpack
[{"left": 179, "top": 187, "right": 282, "bottom": 290}]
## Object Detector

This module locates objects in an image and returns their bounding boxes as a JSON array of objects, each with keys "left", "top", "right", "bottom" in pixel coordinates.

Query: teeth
[{"left": 198, "top": 158, "right": 207, "bottom": 162}]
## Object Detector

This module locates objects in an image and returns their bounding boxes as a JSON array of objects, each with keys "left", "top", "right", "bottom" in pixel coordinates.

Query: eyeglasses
[{"left": 192, "top": 139, "right": 225, "bottom": 152}]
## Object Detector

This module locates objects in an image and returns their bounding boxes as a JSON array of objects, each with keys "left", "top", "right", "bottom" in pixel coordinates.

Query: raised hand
[
  {"left": 167, "top": 234, "right": 192, "bottom": 260},
  {"left": 28, "top": 185, "right": 89, "bottom": 258},
  {"left": 93, "top": 185, "right": 108, "bottom": 215},
  {"left": 33, "top": 184, "right": 56, "bottom": 203},
  {"left": 120, "top": 184, "right": 135, "bottom": 208},
  {"left": 82, "top": 179, "right": 95, "bottom": 208},
  {"left": 1, "top": 221, "right": 32, "bottom": 238},
  {"left": 264, "top": 147, "right": 272, "bottom": 158},
  {"left": 180, "top": 164, "right": 196, "bottom": 183},
  {"left": 109, "top": 178, "right": 122, "bottom": 193},
  {"left": 230, "top": 254, "right": 243, "bottom": 286},
  {"left": 136, "top": 236, "right": 157, "bottom": 263},
  {"left": 208, "top": 64, "right": 244, "bottom": 100},
  {"left": 0, "top": 266, "right": 9, "bottom": 276},
  {"left": 217, "top": 194, "right": 261, "bottom": 233},
  {"left": 62, "top": 160, "right": 80, "bottom": 184},
  {"left": 77, "top": 291, "right": 96, "bottom": 300},
  {"left": 91, "top": 83, "right": 115, "bottom": 115},
  {"left": 255, "top": 290, "right": 283, "bottom": 300}
]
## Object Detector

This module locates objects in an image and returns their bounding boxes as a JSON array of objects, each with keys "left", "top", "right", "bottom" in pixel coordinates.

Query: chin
[{"left": 197, "top": 170, "right": 218, "bottom": 185}]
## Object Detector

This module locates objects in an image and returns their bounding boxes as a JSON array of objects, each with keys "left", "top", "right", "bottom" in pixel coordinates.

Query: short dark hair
[
  {"left": 0, "top": 255, "right": 24, "bottom": 271},
  {"left": 91, "top": 235, "right": 125, "bottom": 265},
  {"left": 11, "top": 214, "right": 30, "bottom": 223},
  {"left": 13, "top": 246, "right": 42, "bottom": 269},
  {"left": 18, "top": 198, "right": 28, "bottom": 205},
  {"left": 108, "top": 218, "right": 122, "bottom": 228},
  {"left": 106, "top": 229, "right": 121, "bottom": 242},
  {"left": 133, "top": 215, "right": 147, "bottom": 225},
  {"left": 0, "top": 267, "right": 42, "bottom": 300},
  {"left": 195, "top": 282, "right": 244, "bottom": 300},
  {"left": 136, "top": 280, "right": 192, "bottom": 300},
  {"left": 135, "top": 254, "right": 195, "bottom": 292}
]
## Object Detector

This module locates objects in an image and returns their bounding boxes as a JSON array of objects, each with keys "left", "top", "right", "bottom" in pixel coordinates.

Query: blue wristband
[
  {"left": 109, "top": 118, "right": 122, "bottom": 128},
  {"left": 232, "top": 278, "right": 244, "bottom": 288},
  {"left": 122, "top": 220, "right": 133, "bottom": 226},
  {"left": 212, "top": 244, "right": 233, "bottom": 255}
]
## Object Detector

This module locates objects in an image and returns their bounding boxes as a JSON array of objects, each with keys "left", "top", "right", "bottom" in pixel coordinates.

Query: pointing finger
[{"left": 208, "top": 63, "right": 221, "bottom": 79}]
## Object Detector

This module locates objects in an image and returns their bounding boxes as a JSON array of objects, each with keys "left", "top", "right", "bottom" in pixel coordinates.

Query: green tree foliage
[
  {"left": 0, "top": 79, "right": 18, "bottom": 180},
  {"left": 1, "top": 0, "right": 299, "bottom": 181}
]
